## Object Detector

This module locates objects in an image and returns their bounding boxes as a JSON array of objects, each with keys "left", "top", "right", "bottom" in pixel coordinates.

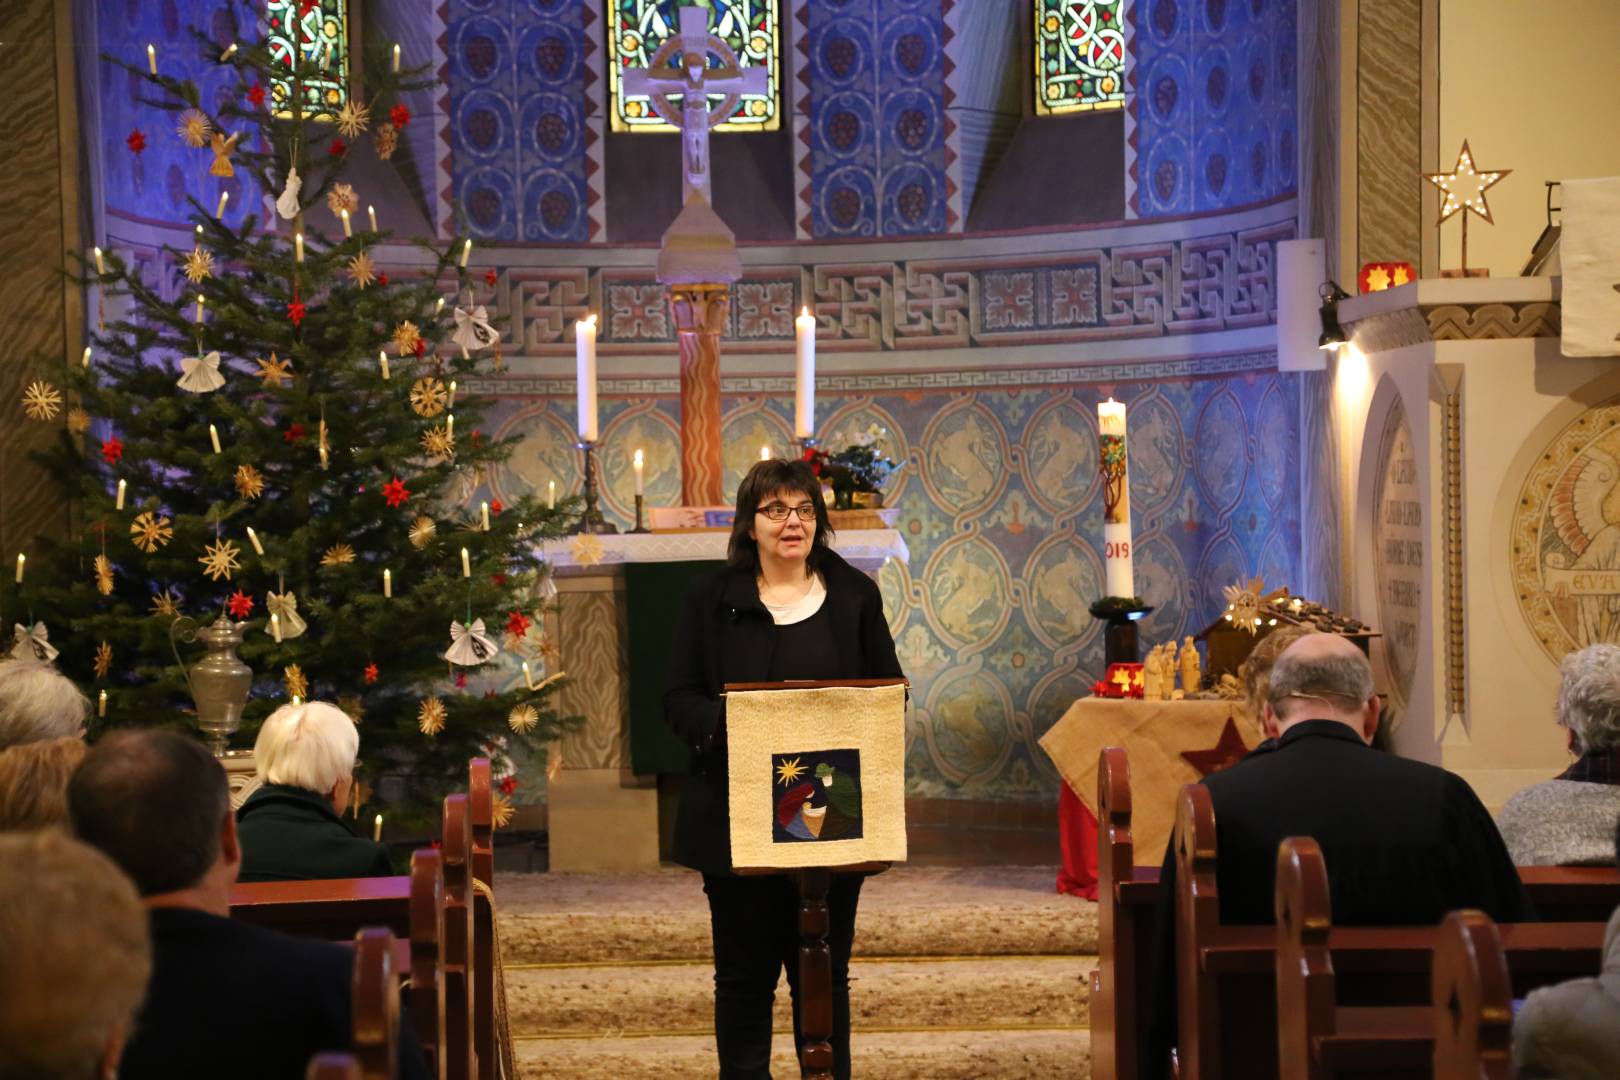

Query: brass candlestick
[
  {"left": 630, "top": 494, "right": 649, "bottom": 533},
  {"left": 571, "top": 440, "right": 618, "bottom": 535}
]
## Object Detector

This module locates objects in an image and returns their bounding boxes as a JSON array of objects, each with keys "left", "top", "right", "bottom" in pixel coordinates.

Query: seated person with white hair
[
  {"left": 236, "top": 701, "right": 391, "bottom": 882},
  {"left": 1498, "top": 643, "right": 1620, "bottom": 865},
  {"left": 0, "top": 658, "right": 89, "bottom": 750}
]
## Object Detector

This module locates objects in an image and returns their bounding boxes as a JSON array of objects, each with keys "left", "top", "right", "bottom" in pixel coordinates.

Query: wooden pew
[
  {"left": 441, "top": 792, "right": 478, "bottom": 1080},
  {"left": 410, "top": 848, "right": 448, "bottom": 1080},
  {"left": 1091, "top": 746, "right": 1161, "bottom": 1080},
  {"left": 1172, "top": 785, "right": 1608, "bottom": 1080},
  {"left": 467, "top": 759, "right": 498, "bottom": 1080},
  {"left": 307, "top": 1055, "right": 363, "bottom": 1080},
  {"left": 1274, "top": 837, "right": 1592, "bottom": 1079},
  {"left": 305, "top": 926, "right": 404, "bottom": 1080}
]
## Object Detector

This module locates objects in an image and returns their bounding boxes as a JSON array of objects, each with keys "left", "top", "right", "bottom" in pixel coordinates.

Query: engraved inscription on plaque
[{"left": 1374, "top": 399, "right": 1422, "bottom": 704}]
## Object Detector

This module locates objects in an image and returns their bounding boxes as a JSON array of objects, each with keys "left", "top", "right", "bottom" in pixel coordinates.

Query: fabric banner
[
  {"left": 1038, "top": 697, "right": 1261, "bottom": 865},
  {"left": 1560, "top": 176, "right": 1620, "bottom": 358},
  {"left": 727, "top": 683, "right": 908, "bottom": 869}
]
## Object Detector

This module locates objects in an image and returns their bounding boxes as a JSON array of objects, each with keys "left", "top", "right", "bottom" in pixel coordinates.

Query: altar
[{"left": 539, "top": 528, "right": 908, "bottom": 871}]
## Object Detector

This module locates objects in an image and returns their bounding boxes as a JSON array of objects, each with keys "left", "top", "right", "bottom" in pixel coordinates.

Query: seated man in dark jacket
[
  {"left": 1143, "top": 633, "right": 1533, "bottom": 1080},
  {"left": 68, "top": 729, "right": 426, "bottom": 1080},
  {"left": 237, "top": 700, "right": 392, "bottom": 882}
]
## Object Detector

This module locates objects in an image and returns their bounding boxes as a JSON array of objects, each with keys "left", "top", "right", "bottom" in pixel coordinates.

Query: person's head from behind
[
  {"left": 727, "top": 458, "right": 834, "bottom": 577},
  {"left": 68, "top": 729, "right": 238, "bottom": 903},
  {"left": 0, "top": 737, "right": 88, "bottom": 831},
  {"left": 0, "top": 659, "right": 89, "bottom": 751},
  {"left": 1236, "top": 625, "right": 1316, "bottom": 727},
  {"left": 1554, "top": 644, "right": 1620, "bottom": 758},
  {"left": 254, "top": 700, "right": 360, "bottom": 814},
  {"left": 1263, "top": 634, "right": 1379, "bottom": 743},
  {"left": 0, "top": 830, "right": 149, "bottom": 1079}
]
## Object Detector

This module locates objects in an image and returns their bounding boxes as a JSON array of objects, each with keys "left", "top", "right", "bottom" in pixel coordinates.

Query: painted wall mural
[
  {"left": 1127, "top": 0, "right": 1298, "bottom": 219},
  {"left": 479, "top": 356, "right": 1302, "bottom": 801}
]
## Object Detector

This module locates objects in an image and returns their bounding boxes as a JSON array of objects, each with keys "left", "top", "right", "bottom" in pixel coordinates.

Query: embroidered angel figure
[
  {"left": 176, "top": 351, "right": 225, "bottom": 393},
  {"left": 209, "top": 131, "right": 240, "bottom": 178}
]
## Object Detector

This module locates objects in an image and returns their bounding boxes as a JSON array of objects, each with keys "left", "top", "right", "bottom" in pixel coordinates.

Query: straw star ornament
[
  {"left": 150, "top": 588, "right": 181, "bottom": 618},
  {"left": 198, "top": 538, "right": 242, "bottom": 581},
  {"left": 22, "top": 382, "right": 62, "bottom": 422},
  {"left": 184, "top": 247, "right": 214, "bottom": 283},
  {"left": 129, "top": 512, "right": 173, "bottom": 553}
]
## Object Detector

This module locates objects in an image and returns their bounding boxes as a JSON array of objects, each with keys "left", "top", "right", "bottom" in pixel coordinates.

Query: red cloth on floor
[{"left": 1056, "top": 779, "right": 1099, "bottom": 899}]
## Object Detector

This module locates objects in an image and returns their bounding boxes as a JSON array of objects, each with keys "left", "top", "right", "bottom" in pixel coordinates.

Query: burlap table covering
[{"left": 1038, "top": 697, "right": 1261, "bottom": 865}]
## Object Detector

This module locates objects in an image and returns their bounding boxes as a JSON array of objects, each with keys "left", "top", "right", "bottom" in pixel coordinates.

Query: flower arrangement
[{"left": 803, "top": 426, "right": 901, "bottom": 509}]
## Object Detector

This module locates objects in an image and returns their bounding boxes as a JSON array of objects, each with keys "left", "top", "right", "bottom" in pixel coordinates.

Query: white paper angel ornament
[
  {"left": 450, "top": 305, "right": 499, "bottom": 353},
  {"left": 11, "top": 622, "right": 58, "bottom": 663},
  {"left": 444, "top": 618, "right": 498, "bottom": 667},
  {"left": 264, "top": 591, "right": 308, "bottom": 639},
  {"left": 176, "top": 351, "right": 225, "bottom": 393},
  {"left": 276, "top": 167, "right": 302, "bottom": 220}
]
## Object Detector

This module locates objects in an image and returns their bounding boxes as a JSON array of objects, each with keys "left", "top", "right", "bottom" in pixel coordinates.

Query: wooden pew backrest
[
  {"left": 1174, "top": 783, "right": 1225, "bottom": 1080},
  {"left": 467, "top": 758, "right": 496, "bottom": 1080},
  {"left": 1095, "top": 745, "right": 1135, "bottom": 1080},
  {"left": 410, "top": 848, "right": 448, "bottom": 1080},
  {"left": 230, "top": 876, "right": 412, "bottom": 939},
  {"left": 351, "top": 927, "right": 399, "bottom": 1080},
  {"left": 442, "top": 793, "right": 477, "bottom": 1080},
  {"left": 1275, "top": 837, "right": 1336, "bottom": 1080},
  {"left": 1432, "top": 911, "right": 1513, "bottom": 1080}
]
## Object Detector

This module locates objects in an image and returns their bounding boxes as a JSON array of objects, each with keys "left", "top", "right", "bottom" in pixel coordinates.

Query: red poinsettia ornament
[
  {"left": 226, "top": 589, "right": 254, "bottom": 618},
  {"left": 362, "top": 662, "right": 379, "bottom": 685},
  {"left": 100, "top": 437, "right": 124, "bottom": 465},
  {"left": 389, "top": 104, "right": 411, "bottom": 128},
  {"left": 381, "top": 476, "right": 410, "bottom": 508},
  {"left": 504, "top": 610, "right": 531, "bottom": 639}
]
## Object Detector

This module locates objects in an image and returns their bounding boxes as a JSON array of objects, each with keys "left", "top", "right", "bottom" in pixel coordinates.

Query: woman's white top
[{"left": 761, "top": 572, "right": 827, "bottom": 625}]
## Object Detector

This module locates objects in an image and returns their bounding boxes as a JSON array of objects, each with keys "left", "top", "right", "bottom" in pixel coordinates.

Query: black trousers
[{"left": 701, "top": 872, "right": 863, "bottom": 1080}]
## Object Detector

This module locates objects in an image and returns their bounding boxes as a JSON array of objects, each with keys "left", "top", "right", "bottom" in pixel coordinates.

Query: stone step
[
  {"left": 507, "top": 955, "right": 1097, "bottom": 1037},
  {"left": 514, "top": 1027, "right": 1091, "bottom": 1080},
  {"left": 496, "top": 866, "right": 1097, "bottom": 965}
]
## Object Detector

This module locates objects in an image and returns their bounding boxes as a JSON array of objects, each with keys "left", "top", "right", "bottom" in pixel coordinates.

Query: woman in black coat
[
  {"left": 236, "top": 701, "right": 392, "bottom": 882},
  {"left": 665, "top": 458, "right": 903, "bottom": 1080}
]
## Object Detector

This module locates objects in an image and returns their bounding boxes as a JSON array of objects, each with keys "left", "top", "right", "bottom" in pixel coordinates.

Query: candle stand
[
  {"left": 571, "top": 441, "right": 619, "bottom": 535},
  {"left": 630, "top": 494, "right": 650, "bottom": 534},
  {"left": 1089, "top": 599, "right": 1154, "bottom": 667}
]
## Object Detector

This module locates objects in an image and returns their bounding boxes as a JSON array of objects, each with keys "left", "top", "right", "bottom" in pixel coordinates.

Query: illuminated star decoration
[
  {"left": 256, "top": 353, "right": 294, "bottom": 388},
  {"left": 234, "top": 463, "right": 265, "bottom": 500},
  {"left": 130, "top": 512, "right": 173, "bottom": 553},
  {"left": 382, "top": 476, "right": 411, "bottom": 509},
  {"left": 93, "top": 641, "right": 114, "bottom": 679},
  {"left": 775, "top": 756, "right": 806, "bottom": 785},
  {"left": 101, "top": 437, "right": 123, "bottom": 465},
  {"left": 226, "top": 589, "right": 254, "bottom": 618},
  {"left": 176, "top": 109, "right": 213, "bottom": 148},
  {"left": 197, "top": 538, "right": 242, "bottom": 581},
  {"left": 508, "top": 704, "right": 538, "bottom": 734},
  {"left": 94, "top": 555, "right": 115, "bottom": 596},
  {"left": 284, "top": 664, "right": 309, "bottom": 699},
  {"left": 22, "top": 381, "right": 62, "bottom": 422},
  {"left": 1365, "top": 265, "right": 1392, "bottom": 291},
  {"left": 1422, "top": 140, "right": 1511, "bottom": 226},
  {"left": 150, "top": 587, "right": 182, "bottom": 618},
  {"left": 320, "top": 543, "right": 357, "bottom": 567},
  {"left": 347, "top": 252, "right": 376, "bottom": 289},
  {"left": 184, "top": 247, "right": 214, "bottom": 284},
  {"left": 336, "top": 98, "right": 371, "bottom": 138},
  {"left": 418, "top": 696, "right": 447, "bottom": 736},
  {"left": 1180, "top": 717, "right": 1251, "bottom": 778},
  {"left": 362, "top": 662, "right": 379, "bottom": 684},
  {"left": 127, "top": 129, "right": 147, "bottom": 155}
]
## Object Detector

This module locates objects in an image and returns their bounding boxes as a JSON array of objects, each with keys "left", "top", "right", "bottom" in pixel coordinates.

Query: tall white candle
[
  {"left": 1098, "top": 398, "right": 1134, "bottom": 599},
  {"left": 146, "top": 44, "right": 157, "bottom": 75},
  {"left": 209, "top": 424, "right": 222, "bottom": 454},
  {"left": 340, "top": 209, "right": 351, "bottom": 237},
  {"left": 383, "top": 568, "right": 392, "bottom": 597},
  {"left": 220, "top": 42, "right": 237, "bottom": 62},
  {"left": 373, "top": 814, "right": 383, "bottom": 841},
  {"left": 447, "top": 380, "right": 456, "bottom": 407},
  {"left": 575, "top": 314, "right": 598, "bottom": 441},
  {"left": 81, "top": 347, "right": 92, "bottom": 368},
  {"left": 216, "top": 190, "right": 229, "bottom": 218},
  {"left": 368, "top": 205, "right": 377, "bottom": 231},
  {"left": 434, "top": 296, "right": 445, "bottom": 316},
  {"left": 794, "top": 306, "right": 816, "bottom": 438},
  {"left": 760, "top": 445, "right": 770, "bottom": 462},
  {"left": 116, "top": 479, "right": 126, "bottom": 510},
  {"left": 294, "top": 232, "right": 304, "bottom": 262},
  {"left": 93, "top": 247, "right": 105, "bottom": 275},
  {"left": 445, "top": 414, "right": 453, "bottom": 442},
  {"left": 480, "top": 501, "right": 490, "bottom": 531},
  {"left": 14, "top": 554, "right": 24, "bottom": 584},
  {"left": 548, "top": 480, "right": 556, "bottom": 509},
  {"left": 379, "top": 351, "right": 390, "bottom": 380},
  {"left": 246, "top": 527, "right": 264, "bottom": 555},
  {"left": 459, "top": 239, "right": 472, "bottom": 268},
  {"left": 391, "top": 44, "right": 401, "bottom": 72},
  {"left": 98, "top": 690, "right": 107, "bottom": 718},
  {"left": 633, "top": 449, "right": 644, "bottom": 496},
  {"left": 270, "top": 612, "right": 282, "bottom": 642},
  {"left": 460, "top": 546, "right": 471, "bottom": 578},
  {"left": 195, "top": 295, "right": 205, "bottom": 322}
]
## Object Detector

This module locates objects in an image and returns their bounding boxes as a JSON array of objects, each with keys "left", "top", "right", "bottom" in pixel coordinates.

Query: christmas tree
[{"left": 17, "top": 19, "right": 577, "bottom": 829}]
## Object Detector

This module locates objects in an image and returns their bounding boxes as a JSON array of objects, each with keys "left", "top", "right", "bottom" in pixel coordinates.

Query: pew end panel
[
  {"left": 352, "top": 927, "right": 400, "bottom": 1080},
  {"left": 1432, "top": 911, "right": 1513, "bottom": 1080}
]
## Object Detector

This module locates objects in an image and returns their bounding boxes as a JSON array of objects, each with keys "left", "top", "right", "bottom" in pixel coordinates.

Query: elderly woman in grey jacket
[
  {"left": 1511, "top": 815, "right": 1620, "bottom": 1079},
  {"left": 1497, "top": 644, "right": 1620, "bottom": 865}
]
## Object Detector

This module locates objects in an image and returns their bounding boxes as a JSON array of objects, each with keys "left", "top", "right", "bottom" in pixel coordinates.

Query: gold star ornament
[
  {"left": 234, "top": 464, "right": 265, "bottom": 500},
  {"left": 255, "top": 353, "right": 294, "bottom": 388},
  {"left": 420, "top": 424, "right": 455, "bottom": 459},
  {"left": 1423, "top": 140, "right": 1510, "bottom": 226},
  {"left": 284, "top": 664, "right": 308, "bottom": 699},
  {"left": 492, "top": 791, "right": 514, "bottom": 829},
  {"left": 66, "top": 408, "right": 92, "bottom": 435},
  {"left": 184, "top": 247, "right": 214, "bottom": 283},
  {"left": 409, "top": 376, "right": 447, "bottom": 418},
  {"left": 176, "top": 109, "right": 213, "bottom": 149},
  {"left": 198, "top": 538, "right": 242, "bottom": 581},
  {"left": 347, "top": 252, "right": 376, "bottom": 289},
  {"left": 391, "top": 320, "right": 421, "bottom": 356},
  {"left": 336, "top": 98, "right": 371, "bottom": 139},
  {"left": 94, "top": 555, "right": 115, "bottom": 596},
  {"left": 150, "top": 587, "right": 182, "bottom": 618},
  {"left": 408, "top": 516, "right": 438, "bottom": 548},
  {"left": 93, "top": 641, "right": 113, "bottom": 679},
  {"left": 22, "top": 381, "right": 62, "bottom": 422},
  {"left": 418, "top": 696, "right": 446, "bottom": 736},
  {"left": 508, "top": 703, "right": 538, "bottom": 734},
  {"left": 320, "top": 543, "right": 357, "bottom": 567},
  {"left": 130, "top": 512, "right": 174, "bottom": 553}
]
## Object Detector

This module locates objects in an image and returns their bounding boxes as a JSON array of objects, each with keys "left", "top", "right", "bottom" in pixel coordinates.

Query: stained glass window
[
  {"left": 607, "top": 0, "right": 781, "bottom": 134},
  {"left": 266, "top": 0, "right": 349, "bottom": 121},
  {"left": 1034, "top": 0, "right": 1126, "bottom": 115}
]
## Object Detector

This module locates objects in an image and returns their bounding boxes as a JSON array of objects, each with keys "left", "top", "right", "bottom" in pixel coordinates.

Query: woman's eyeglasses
[{"left": 756, "top": 502, "right": 816, "bottom": 523}]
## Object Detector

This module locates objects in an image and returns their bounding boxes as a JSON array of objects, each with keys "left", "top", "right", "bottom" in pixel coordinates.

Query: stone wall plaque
[{"left": 1373, "top": 399, "right": 1422, "bottom": 703}]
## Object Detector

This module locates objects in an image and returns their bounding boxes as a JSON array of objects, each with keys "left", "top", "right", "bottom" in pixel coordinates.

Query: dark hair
[
  {"left": 68, "top": 729, "right": 229, "bottom": 897},
  {"left": 727, "top": 459, "right": 835, "bottom": 575}
]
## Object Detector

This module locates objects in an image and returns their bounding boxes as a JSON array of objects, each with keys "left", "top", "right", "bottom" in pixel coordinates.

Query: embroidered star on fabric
[
  {"left": 1179, "top": 717, "right": 1251, "bottom": 778},
  {"left": 569, "top": 534, "right": 605, "bottom": 567}
]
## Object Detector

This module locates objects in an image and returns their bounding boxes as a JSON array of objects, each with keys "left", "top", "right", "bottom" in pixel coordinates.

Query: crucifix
[{"left": 622, "top": 5, "right": 768, "bottom": 205}]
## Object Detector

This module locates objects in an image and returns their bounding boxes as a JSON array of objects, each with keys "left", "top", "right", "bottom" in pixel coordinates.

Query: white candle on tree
[
  {"left": 575, "top": 314, "right": 599, "bottom": 442},
  {"left": 116, "top": 480, "right": 126, "bottom": 510},
  {"left": 391, "top": 44, "right": 401, "bottom": 72},
  {"left": 340, "top": 209, "right": 351, "bottom": 237},
  {"left": 794, "top": 307, "right": 816, "bottom": 438},
  {"left": 14, "top": 554, "right": 24, "bottom": 584},
  {"left": 1098, "top": 398, "right": 1134, "bottom": 599},
  {"left": 92, "top": 247, "right": 105, "bottom": 275},
  {"left": 460, "top": 547, "right": 471, "bottom": 578},
  {"left": 547, "top": 480, "right": 556, "bottom": 509},
  {"left": 146, "top": 44, "right": 157, "bottom": 75},
  {"left": 216, "top": 190, "right": 229, "bottom": 218},
  {"left": 383, "top": 568, "right": 392, "bottom": 597},
  {"left": 98, "top": 690, "right": 107, "bottom": 717},
  {"left": 633, "top": 449, "right": 644, "bottom": 496}
]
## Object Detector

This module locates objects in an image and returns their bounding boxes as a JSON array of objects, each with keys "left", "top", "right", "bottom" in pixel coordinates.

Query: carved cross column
[{"left": 669, "top": 283, "right": 729, "bottom": 507}]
